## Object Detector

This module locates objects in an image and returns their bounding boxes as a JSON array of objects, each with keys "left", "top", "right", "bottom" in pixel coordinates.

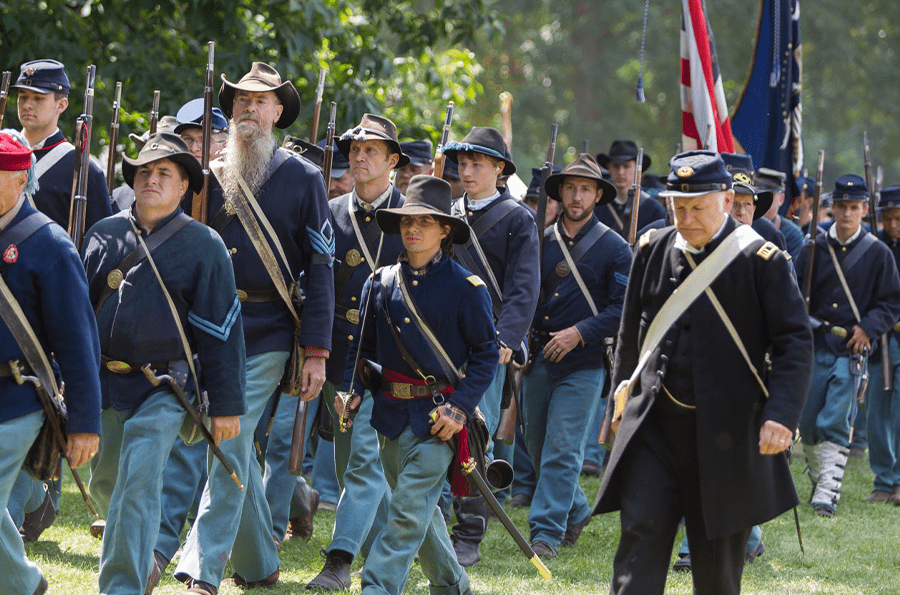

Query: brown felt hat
[
  {"left": 122, "top": 132, "right": 203, "bottom": 193},
  {"left": 218, "top": 62, "right": 301, "bottom": 129},
  {"left": 376, "top": 175, "right": 470, "bottom": 243},
  {"left": 545, "top": 153, "right": 617, "bottom": 206},
  {"left": 336, "top": 114, "right": 410, "bottom": 169}
]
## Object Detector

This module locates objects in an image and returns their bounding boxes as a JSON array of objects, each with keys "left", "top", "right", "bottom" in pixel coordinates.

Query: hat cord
[{"left": 636, "top": 0, "right": 650, "bottom": 103}]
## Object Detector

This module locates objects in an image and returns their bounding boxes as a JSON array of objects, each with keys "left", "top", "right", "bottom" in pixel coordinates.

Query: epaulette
[
  {"left": 756, "top": 242, "right": 778, "bottom": 260},
  {"left": 638, "top": 228, "right": 657, "bottom": 248},
  {"left": 467, "top": 275, "right": 486, "bottom": 287}
]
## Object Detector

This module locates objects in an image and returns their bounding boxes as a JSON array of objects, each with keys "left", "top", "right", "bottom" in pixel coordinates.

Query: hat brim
[
  {"left": 545, "top": 172, "right": 618, "bottom": 206},
  {"left": 10, "top": 83, "right": 58, "bottom": 95},
  {"left": 218, "top": 74, "right": 300, "bottom": 129},
  {"left": 122, "top": 151, "right": 204, "bottom": 194},
  {"left": 443, "top": 146, "right": 516, "bottom": 176},
  {"left": 596, "top": 152, "right": 651, "bottom": 172},
  {"left": 336, "top": 131, "right": 410, "bottom": 169},
  {"left": 173, "top": 122, "right": 203, "bottom": 135},
  {"left": 733, "top": 183, "right": 773, "bottom": 220},
  {"left": 375, "top": 205, "right": 470, "bottom": 244}
]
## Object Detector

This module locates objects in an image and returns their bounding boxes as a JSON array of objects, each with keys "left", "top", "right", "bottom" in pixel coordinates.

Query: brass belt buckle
[
  {"left": 346, "top": 308, "right": 360, "bottom": 325},
  {"left": 236, "top": 289, "right": 248, "bottom": 302},
  {"left": 392, "top": 382, "right": 411, "bottom": 400},
  {"left": 106, "top": 360, "right": 133, "bottom": 374}
]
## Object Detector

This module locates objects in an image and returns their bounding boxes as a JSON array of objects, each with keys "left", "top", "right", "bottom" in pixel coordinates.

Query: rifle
[
  {"left": 536, "top": 124, "right": 558, "bottom": 252},
  {"left": 105, "top": 82, "right": 122, "bottom": 194},
  {"left": 626, "top": 147, "right": 644, "bottom": 248},
  {"left": 432, "top": 102, "right": 454, "bottom": 179},
  {"left": 0, "top": 71, "right": 11, "bottom": 129},
  {"left": 874, "top": 164, "right": 892, "bottom": 391},
  {"left": 149, "top": 90, "right": 160, "bottom": 134},
  {"left": 582, "top": 139, "right": 589, "bottom": 154},
  {"left": 322, "top": 102, "right": 337, "bottom": 183},
  {"left": 191, "top": 41, "right": 215, "bottom": 224},
  {"left": 309, "top": 68, "right": 326, "bottom": 144},
  {"left": 863, "top": 133, "right": 892, "bottom": 391},
  {"left": 804, "top": 150, "right": 825, "bottom": 313},
  {"left": 500, "top": 92, "right": 513, "bottom": 157},
  {"left": 66, "top": 65, "right": 96, "bottom": 252}
]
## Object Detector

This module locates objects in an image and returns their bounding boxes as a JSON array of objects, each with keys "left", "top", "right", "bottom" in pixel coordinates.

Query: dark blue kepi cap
[
  {"left": 660, "top": 150, "right": 732, "bottom": 198},
  {"left": 12, "top": 59, "right": 70, "bottom": 94},
  {"left": 174, "top": 98, "right": 229, "bottom": 134},
  {"left": 878, "top": 185, "right": 900, "bottom": 212},
  {"left": 400, "top": 140, "right": 433, "bottom": 167},
  {"left": 526, "top": 166, "right": 561, "bottom": 198},
  {"left": 830, "top": 174, "right": 869, "bottom": 202}
]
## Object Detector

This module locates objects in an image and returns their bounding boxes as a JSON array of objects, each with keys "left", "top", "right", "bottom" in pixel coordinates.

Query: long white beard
[{"left": 220, "top": 118, "right": 276, "bottom": 201}]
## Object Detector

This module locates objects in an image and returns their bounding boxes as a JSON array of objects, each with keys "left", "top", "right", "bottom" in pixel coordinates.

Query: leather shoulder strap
[
  {"left": 552, "top": 222, "right": 602, "bottom": 316},
  {"left": 0, "top": 212, "right": 54, "bottom": 248}
]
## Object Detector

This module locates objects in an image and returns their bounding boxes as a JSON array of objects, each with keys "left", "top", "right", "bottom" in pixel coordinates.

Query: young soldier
[
  {"left": 794, "top": 174, "right": 900, "bottom": 517},
  {"left": 596, "top": 151, "right": 812, "bottom": 595},
  {"left": 171, "top": 62, "right": 334, "bottom": 594},
  {"left": 336, "top": 174, "right": 498, "bottom": 595},
  {"left": 523, "top": 154, "right": 631, "bottom": 558},
  {"left": 306, "top": 114, "right": 408, "bottom": 591},
  {"left": 11, "top": 59, "right": 111, "bottom": 228},
  {"left": 595, "top": 139, "right": 666, "bottom": 237},
  {"left": 81, "top": 133, "right": 246, "bottom": 595},
  {"left": 0, "top": 131, "right": 101, "bottom": 595},
  {"left": 442, "top": 127, "right": 540, "bottom": 566}
]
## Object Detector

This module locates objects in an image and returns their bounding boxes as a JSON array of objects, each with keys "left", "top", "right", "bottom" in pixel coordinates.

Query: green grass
[{"left": 29, "top": 451, "right": 900, "bottom": 594}]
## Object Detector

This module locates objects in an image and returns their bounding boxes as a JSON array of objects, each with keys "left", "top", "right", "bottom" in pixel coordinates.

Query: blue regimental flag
[{"left": 731, "top": 0, "right": 804, "bottom": 216}]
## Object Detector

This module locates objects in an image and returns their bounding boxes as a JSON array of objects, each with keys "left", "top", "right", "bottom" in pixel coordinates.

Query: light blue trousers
[
  {"left": 799, "top": 349, "right": 857, "bottom": 447},
  {"left": 866, "top": 336, "right": 900, "bottom": 492},
  {"left": 155, "top": 437, "right": 208, "bottom": 563}
]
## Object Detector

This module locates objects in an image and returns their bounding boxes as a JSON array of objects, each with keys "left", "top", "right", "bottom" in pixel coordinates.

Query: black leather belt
[
  {"left": 236, "top": 288, "right": 280, "bottom": 303},
  {"left": 382, "top": 380, "right": 450, "bottom": 399},
  {"left": 335, "top": 304, "right": 361, "bottom": 325}
]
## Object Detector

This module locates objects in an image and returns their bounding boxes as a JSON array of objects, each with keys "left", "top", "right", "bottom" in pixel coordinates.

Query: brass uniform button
[
  {"left": 404, "top": 317, "right": 411, "bottom": 324},
  {"left": 832, "top": 303, "right": 838, "bottom": 308},
  {"left": 230, "top": 247, "right": 238, "bottom": 255},
  {"left": 348, "top": 335, "right": 354, "bottom": 341},
  {"left": 107, "top": 269, "right": 124, "bottom": 289},
  {"left": 412, "top": 280, "right": 419, "bottom": 286},
  {"left": 351, "top": 296, "right": 357, "bottom": 302}
]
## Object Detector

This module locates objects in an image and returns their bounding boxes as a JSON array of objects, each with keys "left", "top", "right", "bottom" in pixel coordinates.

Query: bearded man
[{"left": 171, "top": 62, "right": 335, "bottom": 595}]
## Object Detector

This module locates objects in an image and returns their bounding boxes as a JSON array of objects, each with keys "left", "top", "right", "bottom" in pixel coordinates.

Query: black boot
[
  {"left": 450, "top": 496, "right": 489, "bottom": 567},
  {"left": 306, "top": 550, "right": 352, "bottom": 591}
]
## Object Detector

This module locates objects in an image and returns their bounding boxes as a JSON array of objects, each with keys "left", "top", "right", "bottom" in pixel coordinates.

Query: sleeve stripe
[{"left": 188, "top": 295, "right": 241, "bottom": 342}]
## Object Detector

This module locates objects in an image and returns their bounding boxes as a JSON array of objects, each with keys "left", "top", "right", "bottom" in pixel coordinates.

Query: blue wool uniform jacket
[
  {"left": 0, "top": 201, "right": 101, "bottom": 434},
  {"left": 595, "top": 217, "right": 813, "bottom": 539},
  {"left": 326, "top": 188, "right": 405, "bottom": 385},
  {"left": 752, "top": 217, "right": 788, "bottom": 251},
  {"left": 877, "top": 229, "right": 900, "bottom": 341},
  {"left": 345, "top": 255, "right": 500, "bottom": 441},
  {"left": 794, "top": 230, "right": 900, "bottom": 357},
  {"left": 776, "top": 216, "right": 804, "bottom": 260},
  {"left": 32, "top": 129, "right": 112, "bottom": 229},
  {"left": 595, "top": 192, "right": 666, "bottom": 239},
  {"left": 533, "top": 216, "right": 632, "bottom": 380},
  {"left": 208, "top": 148, "right": 335, "bottom": 356},
  {"left": 82, "top": 208, "right": 247, "bottom": 416},
  {"left": 452, "top": 187, "right": 539, "bottom": 359}
]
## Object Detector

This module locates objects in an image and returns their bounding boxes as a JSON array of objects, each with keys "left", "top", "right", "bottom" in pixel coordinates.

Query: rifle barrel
[
  {"left": 67, "top": 65, "right": 96, "bottom": 251},
  {"left": 627, "top": 147, "right": 644, "bottom": 247},
  {"left": 0, "top": 71, "right": 11, "bottom": 129},
  {"left": 432, "top": 102, "right": 454, "bottom": 179},
  {"left": 322, "top": 102, "right": 337, "bottom": 192},
  {"left": 804, "top": 150, "right": 825, "bottom": 313},
  {"left": 309, "top": 68, "right": 326, "bottom": 144},
  {"left": 149, "top": 90, "right": 160, "bottom": 134},
  {"left": 106, "top": 82, "right": 122, "bottom": 194},
  {"left": 193, "top": 41, "right": 215, "bottom": 224}
]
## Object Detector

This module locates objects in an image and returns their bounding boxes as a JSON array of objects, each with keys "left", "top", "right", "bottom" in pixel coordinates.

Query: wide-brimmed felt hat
[
  {"left": 122, "top": 132, "right": 203, "bottom": 193},
  {"left": 878, "top": 185, "right": 900, "bottom": 212},
  {"left": 12, "top": 59, "right": 70, "bottom": 95},
  {"left": 376, "top": 175, "right": 470, "bottom": 243},
  {"left": 336, "top": 114, "right": 410, "bottom": 169},
  {"left": 829, "top": 174, "right": 869, "bottom": 203},
  {"left": 174, "top": 98, "right": 229, "bottom": 134},
  {"left": 545, "top": 153, "right": 617, "bottom": 206},
  {"left": 596, "top": 140, "right": 651, "bottom": 172},
  {"left": 219, "top": 62, "right": 300, "bottom": 129},
  {"left": 129, "top": 116, "right": 178, "bottom": 150},
  {"left": 659, "top": 150, "right": 732, "bottom": 198},
  {"left": 442, "top": 127, "right": 516, "bottom": 176}
]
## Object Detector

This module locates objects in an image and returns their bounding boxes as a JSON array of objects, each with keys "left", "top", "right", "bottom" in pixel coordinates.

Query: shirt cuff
[{"left": 304, "top": 345, "right": 330, "bottom": 358}]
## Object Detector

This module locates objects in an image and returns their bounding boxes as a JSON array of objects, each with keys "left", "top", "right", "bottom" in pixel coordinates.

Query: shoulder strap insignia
[
  {"left": 756, "top": 241, "right": 778, "bottom": 260},
  {"left": 467, "top": 275, "right": 486, "bottom": 287},
  {"left": 638, "top": 228, "right": 656, "bottom": 248}
]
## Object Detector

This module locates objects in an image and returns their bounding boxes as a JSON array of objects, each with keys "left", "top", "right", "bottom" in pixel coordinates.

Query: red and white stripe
[{"left": 680, "top": 0, "right": 734, "bottom": 153}]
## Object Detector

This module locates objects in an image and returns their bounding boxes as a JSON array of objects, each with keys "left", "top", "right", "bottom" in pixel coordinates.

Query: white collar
[
  {"left": 353, "top": 184, "right": 393, "bottom": 212},
  {"left": 675, "top": 215, "right": 730, "bottom": 255},
  {"left": 0, "top": 196, "right": 27, "bottom": 231},
  {"left": 828, "top": 222, "right": 862, "bottom": 246},
  {"left": 26, "top": 128, "right": 60, "bottom": 150},
  {"left": 465, "top": 190, "right": 501, "bottom": 212}
]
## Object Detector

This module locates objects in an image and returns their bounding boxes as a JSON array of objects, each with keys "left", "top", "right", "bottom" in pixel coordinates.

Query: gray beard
[{"left": 220, "top": 122, "right": 276, "bottom": 201}]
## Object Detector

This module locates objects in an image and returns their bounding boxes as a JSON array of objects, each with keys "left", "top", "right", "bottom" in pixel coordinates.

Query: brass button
[
  {"left": 360, "top": 257, "right": 365, "bottom": 262},
  {"left": 404, "top": 317, "right": 411, "bottom": 324},
  {"left": 348, "top": 335, "right": 353, "bottom": 341},
  {"left": 230, "top": 247, "right": 237, "bottom": 254},
  {"left": 832, "top": 303, "right": 839, "bottom": 308},
  {"left": 553, "top": 292, "right": 559, "bottom": 297},
  {"left": 365, "top": 216, "right": 371, "bottom": 222},
  {"left": 544, "top": 316, "right": 549, "bottom": 321},
  {"left": 841, "top": 246, "right": 847, "bottom": 252},
  {"left": 468, "top": 211, "right": 474, "bottom": 217},
  {"left": 351, "top": 296, "right": 357, "bottom": 302},
  {"left": 412, "top": 280, "right": 419, "bottom": 286},
  {"left": 569, "top": 241, "right": 574, "bottom": 246}
]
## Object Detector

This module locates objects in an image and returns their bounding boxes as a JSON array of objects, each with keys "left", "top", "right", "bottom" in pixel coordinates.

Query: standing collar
[
  {"left": 464, "top": 189, "right": 502, "bottom": 212},
  {"left": 0, "top": 196, "right": 27, "bottom": 231},
  {"left": 27, "top": 128, "right": 62, "bottom": 150},
  {"left": 828, "top": 222, "right": 862, "bottom": 246},
  {"left": 352, "top": 184, "right": 393, "bottom": 212}
]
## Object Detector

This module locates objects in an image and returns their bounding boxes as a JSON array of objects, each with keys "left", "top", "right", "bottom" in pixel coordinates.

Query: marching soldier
[
  {"left": 595, "top": 139, "right": 666, "bottom": 237},
  {"left": 170, "top": 62, "right": 335, "bottom": 594},
  {"left": 306, "top": 114, "right": 408, "bottom": 591},
  {"left": 335, "top": 174, "right": 498, "bottom": 595},
  {"left": 394, "top": 139, "right": 433, "bottom": 195},
  {"left": 595, "top": 151, "right": 812, "bottom": 595},
  {"left": 794, "top": 174, "right": 900, "bottom": 517},
  {"left": 11, "top": 59, "right": 112, "bottom": 228},
  {"left": 757, "top": 167, "right": 804, "bottom": 259},
  {"left": 719, "top": 153, "right": 788, "bottom": 252},
  {"left": 522, "top": 154, "right": 631, "bottom": 558},
  {"left": 174, "top": 98, "right": 229, "bottom": 162},
  {"left": 81, "top": 132, "right": 246, "bottom": 595},
  {"left": 0, "top": 131, "right": 101, "bottom": 595},
  {"left": 442, "top": 126, "right": 540, "bottom": 566}
]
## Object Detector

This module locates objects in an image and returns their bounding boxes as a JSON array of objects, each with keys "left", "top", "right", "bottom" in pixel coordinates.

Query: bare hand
[
  {"left": 301, "top": 356, "right": 327, "bottom": 401},
  {"left": 542, "top": 327, "right": 582, "bottom": 363},
  {"left": 846, "top": 325, "right": 871, "bottom": 355},
  {"left": 334, "top": 393, "right": 362, "bottom": 429},
  {"left": 66, "top": 432, "right": 99, "bottom": 468},
  {"left": 759, "top": 420, "right": 793, "bottom": 455},
  {"left": 210, "top": 416, "right": 241, "bottom": 446},
  {"left": 498, "top": 346, "right": 513, "bottom": 365},
  {"left": 430, "top": 409, "right": 464, "bottom": 442}
]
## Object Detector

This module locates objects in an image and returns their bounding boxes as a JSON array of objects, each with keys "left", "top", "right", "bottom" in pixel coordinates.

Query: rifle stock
[
  {"left": 432, "top": 102, "right": 454, "bottom": 179},
  {"left": 288, "top": 400, "right": 308, "bottom": 476},
  {"left": 0, "top": 71, "right": 11, "bottom": 129},
  {"left": 597, "top": 337, "right": 616, "bottom": 449},
  {"left": 67, "top": 65, "right": 96, "bottom": 252},
  {"left": 192, "top": 42, "right": 215, "bottom": 223},
  {"left": 105, "top": 82, "right": 122, "bottom": 194},
  {"left": 309, "top": 68, "right": 326, "bottom": 144}
]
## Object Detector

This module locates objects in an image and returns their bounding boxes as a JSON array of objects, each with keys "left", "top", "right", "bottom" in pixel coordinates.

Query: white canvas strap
[
  {"left": 34, "top": 142, "right": 75, "bottom": 181},
  {"left": 553, "top": 223, "right": 598, "bottom": 316}
]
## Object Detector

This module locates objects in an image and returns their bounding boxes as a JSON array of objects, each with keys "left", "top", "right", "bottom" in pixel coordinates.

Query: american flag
[{"left": 680, "top": 0, "right": 734, "bottom": 153}]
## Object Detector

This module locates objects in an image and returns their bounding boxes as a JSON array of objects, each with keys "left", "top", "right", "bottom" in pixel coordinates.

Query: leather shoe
[
  {"left": 230, "top": 568, "right": 279, "bottom": 588},
  {"left": 531, "top": 540, "right": 558, "bottom": 559},
  {"left": 814, "top": 503, "right": 835, "bottom": 518},
  {"left": 507, "top": 493, "right": 532, "bottom": 508},
  {"left": 144, "top": 556, "right": 162, "bottom": 595},
  {"left": 863, "top": 489, "right": 892, "bottom": 503},
  {"left": 287, "top": 488, "right": 320, "bottom": 541},
  {"left": 890, "top": 485, "right": 900, "bottom": 506},
  {"left": 306, "top": 550, "right": 351, "bottom": 591},
  {"left": 186, "top": 579, "right": 217, "bottom": 595},
  {"left": 33, "top": 575, "right": 48, "bottom": 595},
  {"left": 672, "top": 554, "right": 691, "bottom": 572},
  {"left": 90, "top": 519, "right": 106, "bottom": 539},
  {"left": 744, "top": 541, "right": 766, "bottom": 564},
  {"left": 580, "top": 460, "right": 603, "bottom": 477},
  {"left": 452, "top": 538, "right": 481, "bottom": 567},
  {"left": 560, "top": 514, "right": 591, "bottom": 548},
  {"left": 20, "top": 490, "right": 56, "bottom": 543}
]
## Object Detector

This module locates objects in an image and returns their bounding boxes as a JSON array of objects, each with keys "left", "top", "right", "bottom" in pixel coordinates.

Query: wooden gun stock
[
  {"left": 67, "top": 65, "right": 96, "bottom": 252},
  {"left": 288, "top": 400, "right": 308, "bottom": 476},
  {"left": 192, "top": 42, "right": 215, "bottom": 224}
]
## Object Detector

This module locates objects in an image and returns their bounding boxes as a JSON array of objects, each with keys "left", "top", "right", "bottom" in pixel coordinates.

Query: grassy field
[{"left": 28, "top": 450, "right": 900, "bottom": 594}]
